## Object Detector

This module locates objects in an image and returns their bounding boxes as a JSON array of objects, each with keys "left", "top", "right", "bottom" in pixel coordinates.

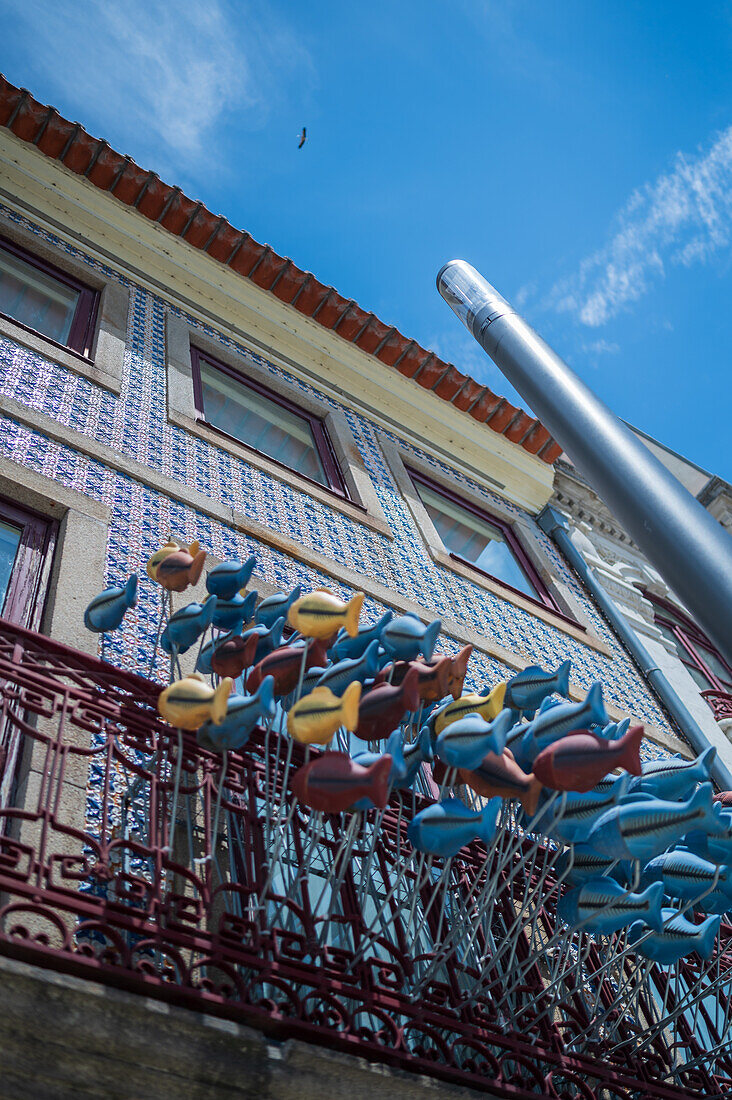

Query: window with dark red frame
[
  {"left": 409, "top": 468, "right": 560, "bottom": 613},
  {"left": 0, "top": 235, "right": 98, "bottom": 357},
  {"left": 191, "top": 347, "right": 349, "bottom": 497},
  {"left": 645, "top": 591, "right": 732, "bottom": 695},
  {"left": 0, "top": 498, "right": 56, "bottom": 630}
]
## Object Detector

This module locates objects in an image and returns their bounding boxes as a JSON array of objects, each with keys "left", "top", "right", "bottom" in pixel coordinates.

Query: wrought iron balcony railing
[
  {"left": 0, "top": 619, "right": 730, "bottom": 1099},
  {"left": 702, "top": 689, "right": 732, "bottom": 724}
]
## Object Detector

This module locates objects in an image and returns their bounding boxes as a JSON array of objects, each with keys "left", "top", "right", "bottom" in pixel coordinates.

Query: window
[
  {"left": 191, "top": 348, "right": 348, "bottom": 496},
  {"left": 646, "top": 592, "right": 732, "bottom": 695},
  {"left": 0, "top": 498, "right": 56, "bottom": 629},
  {"left": 409, "top": 468, "right": 556, "bottom": 609},
  {"left": 0, "top": 236, "right": 98, "bottom": 356}
]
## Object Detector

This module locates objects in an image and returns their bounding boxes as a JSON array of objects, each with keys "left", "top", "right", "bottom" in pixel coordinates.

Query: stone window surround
[
  {"left": 0, "top": 212, "right": 129, "bottom": 395},
  {"left": 165, "top": 312, "right": 392, "bottom": 538},
  {"left": 380, "top": 433, "right": 611, "bottom": 654}
]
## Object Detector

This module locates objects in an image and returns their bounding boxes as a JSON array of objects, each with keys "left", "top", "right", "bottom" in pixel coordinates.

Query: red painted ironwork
[
  {"left": 0, "top": 617, "right": 730, "bottom": 1098},
  {"left": 702, "top": 689, "right": 732, "bottom": 724}
]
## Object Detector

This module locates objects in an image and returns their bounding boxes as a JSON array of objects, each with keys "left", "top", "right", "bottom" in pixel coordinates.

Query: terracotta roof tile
[{"left": 0, "top": 76, "right": 559, "bottom": 464}]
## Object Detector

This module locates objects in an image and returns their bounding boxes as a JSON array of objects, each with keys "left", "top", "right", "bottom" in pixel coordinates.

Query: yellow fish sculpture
[
  {"left": 158, "top": 673, "right": 233, "bottom": 730},
  {"left": 288, "top": 589, "right": 365, "bottom": 640},
  {"left": 433, "top": 682, "right": 507, "bottom": 736},
  {"left": 287, "top": 681, "right": 362, "bottom": 745}
]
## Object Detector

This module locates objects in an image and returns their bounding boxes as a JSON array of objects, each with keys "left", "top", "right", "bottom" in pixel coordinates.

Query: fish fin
[
  {"left": 315, "top": 586, "right": 335, "bottom": 595},
  {"left": 242, "top": 554, "right": 257, "bottom": 586},
  {"left": 619, "top": 724, "right": 644, "bottom": 776},
  {"left": 557, "top": 659, "right": 571, "bottom": 698},
  {"left": 626, "top": 920, "right": 645, "bottom": 946},
  {"left": 538, "top": 695, "right": 557, "bottom": 715},
  {"left": 477, "top": 797, "right": 501, "bottom": 846},
  {"left": 485, "top": 681, "right": 507, "bottom": 720},
  {"left": 369, "top": 755, "right": 393, "bottom": 810},
  {"left": 643, "top": 881, "right": 666, "bottom": 931},
  {"left": 700, "top": 746, "right": 717, "bottom": 777},
  {"left": 613, "top": 773, "right": 632, "bottom": 801},
  {"left": 341, "top": 681, "right": 362, "bottom": 731},
  {"left": 418, "top": 725, "right": 434, "bottom": 763},
  {"left": 189, "top": 548, "right": 207, "bottom": 588},
  {"left": 491, "top": 708, "right": 514, "bottom": 754},
  {"left": 699, "top": 914, "right": 722, "bottom": 960},
  {"left": 587, "top": 682, "right": 608, "bottom": 727},
  {"left": 242, "top": 588, "right": 258, "bottom": 623},
  {"left": 522, "top": 774, "right": 542, "bottom": 817},
  {"left": 363, "top": 639, "right": 381, "bottom": 678},
  {"left": 270, "top": 616, "right": 286, "bottom": 649},
  {"left": 257, "top": 675, "right": 277, "bottom": 720},
  {"left": 211, "top": 678, "right": 233, "bottom": 725},
  {"left": 125, "top": 574, "right": 138, "bottom": 608},
  {"left": 344, "top": 591, "right": 365, "bottom": 637},
  {"left": 422, "top": 618, "right": 442, "bottom": 662}
]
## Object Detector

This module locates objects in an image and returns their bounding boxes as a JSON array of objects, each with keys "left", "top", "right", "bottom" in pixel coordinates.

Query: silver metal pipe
[
  {"left": 538, "top": 505, "right": 732, "bottom": 791},
  {"left": 437, "top": 260, "right": 732, "bottom": 666}
]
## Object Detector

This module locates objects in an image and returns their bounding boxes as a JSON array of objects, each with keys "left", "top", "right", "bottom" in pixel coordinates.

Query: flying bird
[{"left": 298, "top": 127, "right": 307, "bottom": 149}]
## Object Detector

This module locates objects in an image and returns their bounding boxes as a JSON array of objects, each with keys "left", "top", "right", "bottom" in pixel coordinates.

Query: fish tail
[
  {"left": 363, "top": 639, "right": 380, "bottom": 678},
  {"left": 491, "top": 708, "right": 514, "bottom": 754},
  {"left": 211, "top": 677, "right": 234, "bottom": 725},
  {"left": 188, "top": 548, "right": 207, "bottom": 588},
  {"left": 125, "top": 574, "right": 138, "bottom": 609},
  {"left": 700, "top": 746, "right": 717, "bottom": 779},
  {"left": 341, "top": 681, "right": 362, "bottom": 731},
  {"left": 486, "top": 681, "right": 507, "bottom": 719},
  {"left": 257, "top": 675, "right": 277, "bottom": 721},
  {"left": 422, "top": 618, "right": 442, "bottom": 662},
  {"left": 522, "top": 774, "right": 542, "bottom": 817},
  {"left": 242, "top": 588, "right": 258, "bottom": 624},
  {"left": 241, "top": 554, "right": 257, "bottom": 588},
  {"left": 344, "top": 591, "right": 365, "bottom": 637},
  {"left": 202, "top": 594, "right": 218, "bottom": 629},
  {"left": 587, "top": 681, "right": 608, "bottom": 727},
  {"left": 369, "top": 755, "right": 393, "bottom": 809},
  {"left": 478, "top": 796, "right": 501, "bottom": 846},
  {"left": 557, "top": 659, "right": 571, "bottom": 698},
  {"left": 270, "top": 616, "right": 286, "bottom": 649},
  {"left": 644, "top": 882, "right": 665, "bottom": 931},
  {"left": 386, "top": 730, "right": 407, "bottom": 781},
  {"left": 188, "top": 540, "right": 201, "bottom": 557},
  {"left": 418, "top": 724, "right": 434, "bottom": 763},
  {"left": 699, "top": 914, "right": 722, "bottom": 960},
  {"left": 614, "top": 773, "right": 632, "bottom": 801},
  {"left": 619, "top": 724, "right": 644, "bottom": 776},
  {"left": 402, "top": 667, "right": 421, "bottom": 713}
]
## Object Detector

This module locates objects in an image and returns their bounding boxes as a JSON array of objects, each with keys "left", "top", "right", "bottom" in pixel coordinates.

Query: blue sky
[{"left": 2, "top": 1, "right": 731, "bottom": 480}]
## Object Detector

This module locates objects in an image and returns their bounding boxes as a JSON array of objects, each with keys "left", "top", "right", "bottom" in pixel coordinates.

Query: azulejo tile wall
[{"left": 0, "top": 204, "right": 675, "bottom": 751}]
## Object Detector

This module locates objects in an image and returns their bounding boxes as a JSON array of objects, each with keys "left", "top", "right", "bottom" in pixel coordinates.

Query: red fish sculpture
[
  {"left": 714, "top": 791, "right": 732, "bottom": 808},
  {"left": 354, "top": 666, "right": 420, "bottom": 742},
  {"left": 155, "top": 544, "right": 207, "bottom": 593},
  {"left": 246, "top": 638, "right": 329, "bottom": 696},
  {"left": 211, "top": 633, "right": 260, "bottom": 679},
  {"left": 375, "top": 655, "right": 452, "bottom": 703},
  {"left": 533, "top": 725, "right": 644, "bottom": 793},
  {"left": 291, "top": 751, "right": 393, "bottom": 812},
  {"left": 460, "top": 750, "right": 542, "bottom": 815}
]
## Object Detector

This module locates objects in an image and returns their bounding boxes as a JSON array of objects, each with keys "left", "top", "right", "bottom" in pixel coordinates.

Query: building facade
[{"left": 0, "top": 77, "right": 730, "bottom": 1099}]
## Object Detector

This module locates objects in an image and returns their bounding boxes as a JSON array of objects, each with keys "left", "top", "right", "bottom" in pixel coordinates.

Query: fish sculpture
[
  {"left": 629, "top": 746, "right": 717, "bottom": 802},
  {"left": 352, "top": 730, "right": 408, "bottom": 808},
  {"left": 291, "top": 750, "right": 393, "bottom": 812},
  {"left": 557, "top": 878, "right": 665, "bottom": 936},
  {"left": 256, "top": 585, "right": 303, "bottom": 630},
  {"left": 287, "top": 681, "right": 362, "bottom": 745},
  {"left": 697, "top": 889, "right": 732, "bottom": 916},
  {"left": 586, "top": 783, "right": 723, "bottom": 863},
  {"left": 532, "top": 725, "right": 644, "bottom": 794},
  {"left": 287, "top": 588, "right": 364, "bottom": 640},
  {"left": 314, "top": 640, "right": 382, "bottom": 697},
  {"left": 375, "top": 654, "right": 453, "bottom": 704},
  {"left": 435, "top": 708, "right": 513, "bottom": 771},
  {"left": 505, "top": 660, "right": 572, "bottom": 715},
  {"left": 329, "top": 610, "right": 394, "bottom": 662},
  {"left": 211, "top": 588, "right": 258, "bottom": 633},
  {"left": 196, "top": 676, "right": 277, "bottom": 752},
  {"left": 354, "top": 666, "right": 420, "bottom": 742},
  {"left": 150, "top": 540, "right": 206, "bottom": 593},
  {"left": 642, "top": 849, "right": 732, "bottom": 901},
  {"left": 158, "top": 673, "right": 233, "bottom": 730},
  {"left": 459, "top": 749, "right": 542, "bottom": 816},
  {"left": 161, "top": 594, "right": 218, "bottom": 655},
  {"left": 554, "top": 845, "right": 631, "bottom": 887},
  {"left": 432, "top": 683, "right": 508, "bottom": 736},
  {"left": 543, "top": 776, "right": 632, "bottom": 844},
  {"left": 444, "top": 644, "right": 473, "bottom": 700},
  {"left": 706, "top": 829, "right": 732, "bottom": 865},
  {"left": 205, "top": 556, "right": 256, "bottom": 601},
  {"left": 206, "top": 631, "right": 260, "bottom": 678},
  {"left": 84, "top": 574, "right": 138, "bottom": 633},
  {"left": 519, "top": 682, "right": 608, "bottom": 763},
  {"left": 396, "top": 726, "right": 434, "bottom": 791},
  {"left": 628, "top": 909, "right": 721, "bottom": 966},
  {"left": 407, "top": 795, "right": 501, "bottom": 858},
  {"left": 381, "top": 612, "right": 442, "bottom": 663},
  {"left": 246, "top": 637, "right": 330, "bottom": 696}
]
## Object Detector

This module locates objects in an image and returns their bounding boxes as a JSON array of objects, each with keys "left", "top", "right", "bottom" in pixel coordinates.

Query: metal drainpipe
[{"left": 538, "top": 504, "right": 732, "bottom": 792}]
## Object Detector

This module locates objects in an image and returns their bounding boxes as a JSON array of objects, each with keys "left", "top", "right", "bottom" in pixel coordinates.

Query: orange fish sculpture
[
  {"left": 460, "top": 749, "right": 542, "bottom": 816},
  {"left": 147, "top": 539, "right": 206, "bottom": 593}
]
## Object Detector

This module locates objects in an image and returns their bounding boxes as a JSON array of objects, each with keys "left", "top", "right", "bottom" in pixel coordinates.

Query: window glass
[
  {"left": 697, "top": 646, "right": 732, "bottom": 687},
  {"left": 0, "top": 248, "right": 79, "bottom": 345},
  {"left": 198, "top": 359, "right": 329, "bottom": 487},
  {"left": 416, "top": 480, "right": 539, "bottom": 599},
  {"left": 0, "top": 519, "right": 21, "bottom": 612}
]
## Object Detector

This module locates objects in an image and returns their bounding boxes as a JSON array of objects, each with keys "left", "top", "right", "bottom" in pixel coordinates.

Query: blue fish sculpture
[
  {"left": 557, "top": 878, "right": 665, "bottom": 936},
  {"left": 241, "top": 617, "right": 286, "bottom": 667},
  {"left": 554, "top": 846, "right": 631, "bottom": 887},
  {"left": 255, "top": 586, "right": 302, "bottom": 631},
  {"left": 315, "top": 640, "right": 381, "bottom": 697},
  {"left": 520, "top": 682, "right": 608, "bottom": 763},
  {"left": 197, "top": 676, "right": 276, "bottom": 752},
  {"left": 84, "top": 574, "right": 138, "bottom": 633},
  {"left": 381, "top": 612, "right": 442, "bottom": 663},
  {"left": 594, "top": 771, "right": 635, "bottom": 795},
  {"left": 408, "top": 795, "right": 501, "bottom": 858},
  {"left": 697, "top": 889, "right": 732, "bottom": 916},
  {"left": 505, "top": 660, "right": 571, "bottom": 715},
  {"left": 161, "top": 594, "right": 217, "bottom": 655},
  {"left": 545, "top": 776, "right": 631, "bottom": 844},
  {"left": 642, "top": 849, "right": 732, "bottom": 901},
  {"left": 629, "top": 747, "right": 717, "bottom": 802},
  {"left": 330, "top": 611, "right": 394, "bottom": 662},
  {"left": 212, "top": 588, "right": 258, "bottom": 633},
  {"left": 585, "top": 783, "right": 722, "bottom": 863},
  {"left": 627, "top": 908, "right": 721, "bottom": 966},
  {"left": 396, "top": 726, "right": 434, "bottom": 791},
  {"left": 706, "top": 828, "right": 732, "bottom": 866},
  {"left": 352, "top": 729, "right": 408, "bottom": 809},
  {"left": 206, "top": 556, "right": 256, "bottom": 601},
  {"left": 435, "top": 708, "right": 513, "bottom": 771},
  {"left": 196, "top": 633, "right": 225, "bottom": 675}
]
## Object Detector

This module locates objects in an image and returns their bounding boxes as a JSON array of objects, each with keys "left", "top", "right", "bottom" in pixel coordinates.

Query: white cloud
[{"left": 548, "top": 125, "right": 732, "bottom": 327}]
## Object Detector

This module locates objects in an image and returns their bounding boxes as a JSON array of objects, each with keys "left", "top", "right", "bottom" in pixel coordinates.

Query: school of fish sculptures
[{"left": 83, "top": 545, "right": 732, "bottom": 1079}]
